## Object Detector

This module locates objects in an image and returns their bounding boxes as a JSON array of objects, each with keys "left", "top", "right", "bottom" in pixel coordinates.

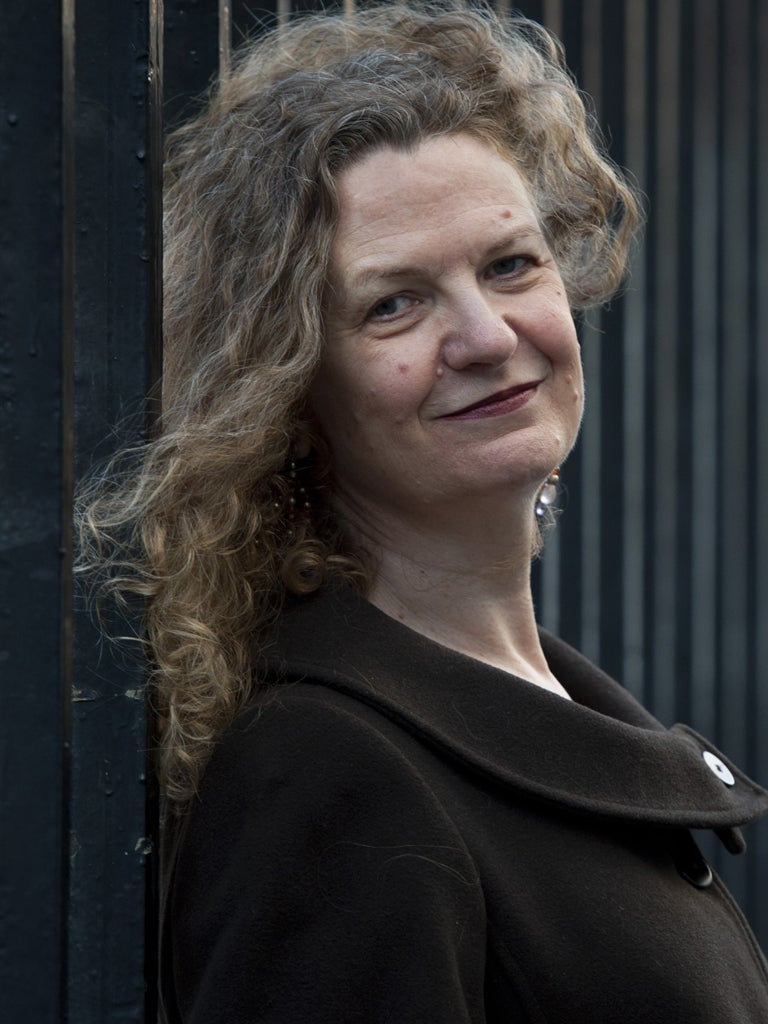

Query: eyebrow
[{"left": 341, "top": 226, "right": 547, "bottom": 294}]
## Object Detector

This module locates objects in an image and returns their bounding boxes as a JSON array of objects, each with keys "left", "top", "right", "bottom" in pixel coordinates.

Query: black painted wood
[
  {"left": 0, "top": 5, "right": 66, "bottom": 1022},
  {"left": 164, "top": 0, "right": 220, "bottom": 131},
  {"left": 64, "top": 0, "right": 163, "bottom": 1018},
  {"left": 231, "top": 1, "right": 281, "bottom": 42}
]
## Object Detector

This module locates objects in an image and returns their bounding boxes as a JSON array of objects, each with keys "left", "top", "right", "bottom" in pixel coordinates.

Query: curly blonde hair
[{"left": 76, "top": 1, "right": 641, "bottom": 802}]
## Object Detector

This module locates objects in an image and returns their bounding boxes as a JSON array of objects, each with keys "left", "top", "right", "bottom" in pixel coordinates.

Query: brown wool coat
[{"left": 162, "top": 586, "right": 768, "bottom": 1023}]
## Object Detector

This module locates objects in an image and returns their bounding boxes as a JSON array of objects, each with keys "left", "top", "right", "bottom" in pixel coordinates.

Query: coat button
[
  {"left": 672, "top": 831, "right": 714, "bottom": 889},
  {"left": 702, "top": 751, "right": 735, "bottom": 786},
  {"left": 677, "top": 852, "right": 714, "bottom": 889}
]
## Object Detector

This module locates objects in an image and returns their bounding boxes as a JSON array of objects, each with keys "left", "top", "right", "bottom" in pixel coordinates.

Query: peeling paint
[
  {"left": 72, "top": 687, "right": 98, "bottom": 702},
  {"left": 134, "top": 836, "right": 153, "bottom": 856}
]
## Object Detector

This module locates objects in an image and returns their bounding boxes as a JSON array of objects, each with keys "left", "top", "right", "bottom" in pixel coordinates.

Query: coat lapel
[{"left": 262, "top": 586, "right": 768, "bottom": 830}]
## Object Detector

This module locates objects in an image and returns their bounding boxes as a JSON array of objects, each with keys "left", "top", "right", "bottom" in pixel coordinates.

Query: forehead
[{"left": 330, "top": 134, "right": 543, "bottom": 285}]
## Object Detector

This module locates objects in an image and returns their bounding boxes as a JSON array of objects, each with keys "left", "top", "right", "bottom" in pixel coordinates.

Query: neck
[{"left": 334, "top": 489, "right": 570, "bottom": 699}]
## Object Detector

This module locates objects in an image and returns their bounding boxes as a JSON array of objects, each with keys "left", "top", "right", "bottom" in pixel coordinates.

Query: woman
[{"left": 78, "top": 4, "right": 768, "bottom": 1021}]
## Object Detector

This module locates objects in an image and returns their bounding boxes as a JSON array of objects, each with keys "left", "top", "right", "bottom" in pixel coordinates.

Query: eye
[
  {"left": 486, "top": 255, "right": 532, "bottom": 278},
  {"left": 368, "top": 294, "right": 415, "bottom": 320}
]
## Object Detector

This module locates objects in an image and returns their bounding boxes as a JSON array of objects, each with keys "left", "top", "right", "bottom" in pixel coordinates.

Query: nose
[{"left": 440, "top": 291, "right": 518, "bottom": 371}]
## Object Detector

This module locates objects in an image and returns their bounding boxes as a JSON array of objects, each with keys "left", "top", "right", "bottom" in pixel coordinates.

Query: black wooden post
[
  {"left": 64, "top": 0, "right": 163, "bottom": 1020},
  {"left": 0, "top": 5, "right": 67, "bottom": 1020}
]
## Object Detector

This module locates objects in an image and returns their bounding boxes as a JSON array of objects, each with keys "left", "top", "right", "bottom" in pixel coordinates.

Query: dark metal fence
[{"left": 2, "top": 1, "right": 766, "bottom": 1020}]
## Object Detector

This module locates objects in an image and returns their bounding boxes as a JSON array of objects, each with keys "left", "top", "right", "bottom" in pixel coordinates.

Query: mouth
[{"left": 441, "top": 380, "right": 542, "bottom": 420}]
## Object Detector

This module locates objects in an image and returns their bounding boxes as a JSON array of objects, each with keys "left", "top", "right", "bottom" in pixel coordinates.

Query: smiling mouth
[{"left": 441, "top": 381, "right": 542, "bottom": 420}]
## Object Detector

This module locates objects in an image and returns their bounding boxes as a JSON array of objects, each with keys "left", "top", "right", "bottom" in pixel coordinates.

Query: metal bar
[
  {"left": 650, "top": 0, "right": 681, "bottom": 725},
  {"left": 534, "top": 0, "right": 563, "bottom": 637},
  {"left": 220, "top": 0, "right": 232, "bottom": 75},
  {"left": 545, "top": 0, "right": 585, "bottom": 651},
  {"left": 622, "top": 0, "right": 648, "bottom": 704},
  {"left": 689, "top": 0, "right": 719, "bottom": 741},
  {"left": 590, "top": 0, "right": 627, "bottom": 683},
  {"left": 717, "top": 0, "right": 752, "bottom": 910},
  {"left": 578, "top": 0, "right": 603, "bottom": 664},
  {"left": 542, "top": 0, "right": 562, "bottom": 38},
  {"left": 751, "top": 0, "right": 768, "bottom": 947}
]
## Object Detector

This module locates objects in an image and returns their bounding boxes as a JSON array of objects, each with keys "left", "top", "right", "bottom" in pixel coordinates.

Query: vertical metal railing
[
  {"left": 754, "top": 0, "right": 768, "bottom": 942},
  {"left": 621, "top": 0, "right": 649, "bottom": 706}
]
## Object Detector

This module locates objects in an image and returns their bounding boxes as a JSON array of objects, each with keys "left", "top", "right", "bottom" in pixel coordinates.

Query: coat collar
[{"left": 261, "top": 586, "right": 768, "bottom": 831}]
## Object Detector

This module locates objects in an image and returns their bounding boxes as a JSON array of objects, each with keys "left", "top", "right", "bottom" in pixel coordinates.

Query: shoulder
[
  {"left": 167, "top": 682, "right": 487, "bottom": 1023},
  {"left": 180, "top": 680, "right": 471, "bottom": 867},
  {"left": 171, "top": 679, "right": 483, "bottom": 930},
  {"left": 203, "top": 680, "right": 425, "bottom": 806}
]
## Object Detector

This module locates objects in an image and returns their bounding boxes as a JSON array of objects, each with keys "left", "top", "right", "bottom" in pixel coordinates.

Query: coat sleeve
[{"left": 168, "top": 687, "right": 488, "bottom": 1023}]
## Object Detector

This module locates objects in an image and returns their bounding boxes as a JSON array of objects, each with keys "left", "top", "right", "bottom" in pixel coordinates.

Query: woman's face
[{"left": 310, "top": 133, "right": 583, "bottom": 531}]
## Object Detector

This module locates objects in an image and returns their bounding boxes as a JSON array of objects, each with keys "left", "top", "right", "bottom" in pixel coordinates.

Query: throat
[{"left": 368, "top": 579, "right": 572, "bottom": 701}]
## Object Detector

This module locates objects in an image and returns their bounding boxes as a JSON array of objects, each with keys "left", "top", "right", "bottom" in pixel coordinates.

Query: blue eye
[
  {"left": 370, "top": 295, "right": 412, "bottom": 319},
  {"left": 488, "top": 256, "right": 530, "bottom": 277}
]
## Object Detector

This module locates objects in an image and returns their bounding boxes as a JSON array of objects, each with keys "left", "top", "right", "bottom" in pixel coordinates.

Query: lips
[{"left": 441, "top": 380, "right": 541, "bottom": 419}]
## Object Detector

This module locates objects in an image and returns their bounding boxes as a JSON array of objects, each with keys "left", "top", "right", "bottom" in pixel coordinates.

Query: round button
[
  {"left": 702, "top": 751, "right": 735, "bottom": 786},
  {"left": 677, "top": 854, "right": 714, "bottom": 889}
]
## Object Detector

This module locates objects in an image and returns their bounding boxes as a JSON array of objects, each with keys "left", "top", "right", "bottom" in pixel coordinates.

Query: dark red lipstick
[{"left": 442, "top": 381, "right": 541, "bottom": 420}]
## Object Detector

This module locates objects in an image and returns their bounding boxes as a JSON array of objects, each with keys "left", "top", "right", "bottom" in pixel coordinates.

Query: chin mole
[
  {"left": 501, "top": 209, "right": 512, "bottom": 219},
  {"left": 397, "top": 363, "right": 410, "bottom": 374}
]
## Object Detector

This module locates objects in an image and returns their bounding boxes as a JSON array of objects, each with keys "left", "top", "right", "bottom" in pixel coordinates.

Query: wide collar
[{"left": 262, "top": 586, "right": 768, "bottom": 830}]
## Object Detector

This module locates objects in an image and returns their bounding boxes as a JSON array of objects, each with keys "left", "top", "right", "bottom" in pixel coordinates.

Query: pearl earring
[{"left": 535, "top": 468, "right": 560, "bottom": 519}]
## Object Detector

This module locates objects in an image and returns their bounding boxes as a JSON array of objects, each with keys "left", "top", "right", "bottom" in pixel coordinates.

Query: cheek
[
  {"left": 310, "top": 361, "right": 388, "bottom": 450},
  {"left": 313, "top": 344, "right": 431, "bottom": 443},
  {"left": 556, "top": 328, "right": 582, "bottom": 387},
  {"left": 358, "top": 356, "right": 426, "bottom": 418}
]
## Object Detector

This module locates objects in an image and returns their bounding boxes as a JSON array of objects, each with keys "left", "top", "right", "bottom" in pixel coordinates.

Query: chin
[{"left": 487, "top": 435, "right": 575, "bottom": 485}]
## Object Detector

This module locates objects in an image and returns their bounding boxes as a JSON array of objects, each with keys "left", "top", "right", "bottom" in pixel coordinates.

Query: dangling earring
[
  {"left": 287, "top": 458, "right": 311, "bottom": 534},
  {"left": 535, "top": 468, "right": 560, "bottom": 519}
]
